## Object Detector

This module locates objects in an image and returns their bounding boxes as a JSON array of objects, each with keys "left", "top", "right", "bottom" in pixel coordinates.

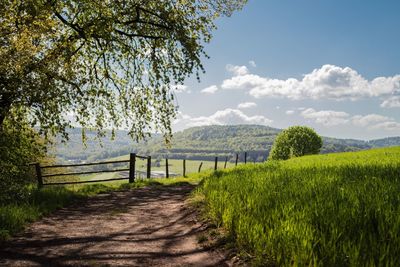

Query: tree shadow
[{"left": 0, "top": 184, "right": 229, "bottom": 266}]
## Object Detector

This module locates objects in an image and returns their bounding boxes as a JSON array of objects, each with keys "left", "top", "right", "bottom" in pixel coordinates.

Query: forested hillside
[{"left": 53, "top": 125, "right": 400, "bottom": 163}]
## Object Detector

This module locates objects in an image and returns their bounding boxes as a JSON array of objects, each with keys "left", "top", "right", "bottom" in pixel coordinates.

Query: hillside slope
[
  {"left": 197, "top": 146, "right": 400, "bottom": 266},
  {"left": 53, "top": 125, "right": 400, "bottom": 163}
]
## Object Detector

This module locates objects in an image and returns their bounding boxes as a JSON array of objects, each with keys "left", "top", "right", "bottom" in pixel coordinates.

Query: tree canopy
[
  {"left": 0, "top": 0, "right": 247, "bottom": 140},
  {"left": 269, "top": 126, "right": 323, "bottom": 160}
]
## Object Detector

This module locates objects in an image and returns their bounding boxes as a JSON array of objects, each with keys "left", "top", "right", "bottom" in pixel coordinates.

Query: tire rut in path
[{"left": 0, "top": 184, "right": 230, "bottom": 266}]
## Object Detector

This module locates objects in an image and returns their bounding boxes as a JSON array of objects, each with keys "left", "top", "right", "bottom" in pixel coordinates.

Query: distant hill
[{"left": 52, "top": 125, "right": 400, "bottom": 163}]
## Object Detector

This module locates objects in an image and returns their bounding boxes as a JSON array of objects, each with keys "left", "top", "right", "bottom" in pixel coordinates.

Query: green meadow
[
  {"left": 196, "top": 146, "right": 400, "bottom": 266},
  {"left": 48, "top": 157, "right": 238, "bottom": 184},
  {"left": 3, "top": 147, "right": 400, "bottom": 266},
  {"left": 100, "top": 155, "right": 237, "bottom": 175}
]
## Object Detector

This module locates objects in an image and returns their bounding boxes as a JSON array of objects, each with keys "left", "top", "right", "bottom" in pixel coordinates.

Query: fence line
[{"left": 33, "top": 152, "right": 254, "bottom": 189}]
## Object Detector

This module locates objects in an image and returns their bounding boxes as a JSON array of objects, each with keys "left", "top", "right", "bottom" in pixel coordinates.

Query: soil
[{"left": 0, "top": 184, "right": 232, "bottom": 266}]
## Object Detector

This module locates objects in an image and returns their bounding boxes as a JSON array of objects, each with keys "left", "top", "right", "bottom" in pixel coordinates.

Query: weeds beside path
[{"left": 0, "top": 184, "right": 229, "bottom": 266}]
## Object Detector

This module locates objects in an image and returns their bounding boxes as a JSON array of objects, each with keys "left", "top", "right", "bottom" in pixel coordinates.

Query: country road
[{"left": 0, "top": 185, "right": 231, "bottom": 266}]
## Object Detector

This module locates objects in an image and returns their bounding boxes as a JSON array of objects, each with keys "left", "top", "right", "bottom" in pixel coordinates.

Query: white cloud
[
  {"left": 226, "top": 64, "right": 249, "bottom": 76},
  {"left": 201, "top": 85, "right": 218, "bottom": 94},
  {"left": 301, "top": 108, "right": 350, "bottom": 126},
  {"left": 286, "top": 110, "right": 295, "bottom": 115},
  {"left": 249, "top": 60, "right": 257, "bottom": 67},
  {"left": 173, "top": 108, "right": 272, "bottom": 129},
  {"left": 221, "top": 64, "right": 400, "bottom": 100},
  {"left": 237, "top": 102, "right": 257, "bottom": 109},
  {"left": 300, "top": 108, "right": 400, "bottom": 131},
  {"left": 370, "top": 121, "right": 400, "bottom": 131},
  {"left": 351, "top": 114, "right": 391, "bottom": 127},
  {"left": 173, "top": 111, "right": 191, "bottom": 123},
  {"left": 381, "top": 96, "right": 400, "bottom": 108},
  {"left": 171, "top": 84, "right": 189, "bottom": 93}
]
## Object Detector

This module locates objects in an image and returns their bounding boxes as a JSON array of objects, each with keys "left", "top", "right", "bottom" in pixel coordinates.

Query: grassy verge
[
  {"left": 195, "top": 147, "right": 400, "bottom": 266},
  {"left": 0, "top": 174, "right": 203, "bottom": 241}
]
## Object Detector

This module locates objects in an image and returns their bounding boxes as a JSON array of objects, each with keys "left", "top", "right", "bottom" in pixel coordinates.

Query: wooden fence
[{"left": 33, "top": 152, "right": 251, "bottom": 189}]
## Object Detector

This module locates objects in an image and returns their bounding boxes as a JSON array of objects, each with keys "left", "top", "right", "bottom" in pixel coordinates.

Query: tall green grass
[{"left": 197, "top": 147, "right": 400, "bottom": 266}]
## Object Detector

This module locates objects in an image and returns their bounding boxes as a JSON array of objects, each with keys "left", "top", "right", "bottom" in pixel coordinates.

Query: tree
[
  {"left": 268, "top": 126, "right": 322, "bottom": 160},
  {"left": 0, "top": 0, "right": 247, "bottom": 140},
  {"left": 0, "top": 117, "right": 47, "bottom": 203}
]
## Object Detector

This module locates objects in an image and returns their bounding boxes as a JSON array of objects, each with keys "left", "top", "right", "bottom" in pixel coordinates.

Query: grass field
[
  {"left": 196, "top": 146, "right": 400, "bottom": 266},
  {"left": 5, "top": 147, "right": 399, "bottom": 265},
  {"left": 67, "top": 157, "right": 239, "bottom": 183},
  {"left": 103, "top": 155, "right": 237, "bottom": 174}
]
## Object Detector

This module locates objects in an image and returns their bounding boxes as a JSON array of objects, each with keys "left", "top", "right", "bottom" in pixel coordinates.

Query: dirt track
[{"left": 0, "top": 185, "right": 230, "bottom": 266}]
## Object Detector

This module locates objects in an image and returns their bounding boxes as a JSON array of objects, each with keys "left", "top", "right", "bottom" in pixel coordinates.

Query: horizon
[
  {"left": 171, "top": 1, "right": 400, "bottom": 140},
  {"left": 66, "top": 124, "right": 399, "bottom": 142}
]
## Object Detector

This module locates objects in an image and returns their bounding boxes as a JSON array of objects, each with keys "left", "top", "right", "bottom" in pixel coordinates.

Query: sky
[{"left": 172, "top": 0, "right": 400, "bottom": 140}]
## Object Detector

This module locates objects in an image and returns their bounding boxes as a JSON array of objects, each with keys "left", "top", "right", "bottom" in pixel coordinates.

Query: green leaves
[
  {"left": 0, "top": 117, "right": 47, "bottom": 204},
  {"left": 0, "top": 0, "right": 247, "bottom": 141},
  {"left": 269, "top": 126, "right": 322, "bottom": 160}
]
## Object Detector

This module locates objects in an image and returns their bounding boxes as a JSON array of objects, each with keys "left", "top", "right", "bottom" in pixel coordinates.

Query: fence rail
[
  {"left": 32, "top": 152, "right": 252, "bottom": 188},
  {"left": 41, "top": 168, "right": 131, "bottom": 178},
  {"left": 40, "top": 159, "right": 130, "bottom": 169}
]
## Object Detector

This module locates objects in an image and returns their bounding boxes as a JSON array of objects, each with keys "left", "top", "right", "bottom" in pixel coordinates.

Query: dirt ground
[{"left": 0, "top": 184, "right": 232, "bottom": 266}]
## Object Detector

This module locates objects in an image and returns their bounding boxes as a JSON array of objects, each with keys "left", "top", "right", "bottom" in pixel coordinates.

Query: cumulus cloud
[
  {"left": 221, "top": 64, "right": 400, "bottom": 100},
  {"left": 249, "top": 60, "right": 257, "bottom": 67},
  {"left": 370, "top": 121, "right": 400, "bottom": 131},
  {"left": 300, "top": 108, "right": 400, "bottom": 131},
  {"left": 173, "top": 108, "right": 272, "bottom": 129},
  {"left": 351, "top": 114, "right": 400, "bottom": 131},
  {"left": 301, "top": 108, "right": 350, "bottom": 126},
  {"left": 286, "top": 110, "right": 295, "bottom": 115},
  {"left": 381, "top": 96, "right": 400, "bottom": 108},
  {"left": 237, "top": 102, "right": 257, "bottom": 109},
  {"left": 173, "top": 111, "right": 192, "bottom": 124},
  {"left": 226, "top": 64, "right": 249, "bottom": 76},
  {"left": 351, "top": 114, "right": 391, "bottom": 127},
  {"left": 171, "top": 84, "right": 189, "bottom": 93},
  {"left": 200, "top": 85, "right": 218, "bottom": 94}
]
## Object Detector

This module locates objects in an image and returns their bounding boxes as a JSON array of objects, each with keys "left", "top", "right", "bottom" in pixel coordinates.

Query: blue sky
[{"left": 172, "top": 0, "right": 400, "bottom": 140}]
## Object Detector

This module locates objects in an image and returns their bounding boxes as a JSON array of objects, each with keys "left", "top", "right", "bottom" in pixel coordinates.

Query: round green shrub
[{"left": 269, "top": 126, "right": 322, "bottom": 160}]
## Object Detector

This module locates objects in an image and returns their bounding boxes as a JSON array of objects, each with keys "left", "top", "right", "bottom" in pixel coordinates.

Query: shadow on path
[{"left": 0, "top": 184, "right": 229, "bottom": 266}]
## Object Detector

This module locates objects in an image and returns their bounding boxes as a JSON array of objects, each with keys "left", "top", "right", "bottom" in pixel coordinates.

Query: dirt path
[{"left": 0, "top": 185, "right": 230, "bottom": 266}]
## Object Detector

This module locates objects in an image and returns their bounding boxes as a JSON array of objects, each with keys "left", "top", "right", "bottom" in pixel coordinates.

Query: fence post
[
  {"left": 224, "top": 157, "right": 228, "bottom": 169},
  {"left": 244, "top": 152, "right": 247, "bottom": 164},
  {"left": 35, "top": 163, "right": 43, "bottom": 189},
  {"left": 198, "top": 162, "right": 203, "bottom": 173},
  {"left": 147, "top": 156, "right": 151, "bottom": 179},
  {"left": 235, "top": 153, "right": 239, "bottom": 166},
  {"left": 183, "top": 159, "right": 186, "bottom": 177},
  {"left": 214, "top": 157, "right": 218, "bottom": 170},
  {"left": 165, "top": 158, "right": 169, "bottom": 178},
  {"left": 129, "top": 153, "right": 136, "bottom": 183}
]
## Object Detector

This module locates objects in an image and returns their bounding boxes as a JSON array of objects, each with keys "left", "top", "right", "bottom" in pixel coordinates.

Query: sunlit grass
[{"left": 196, "top": 146, "right": 400, "bottom": 266}]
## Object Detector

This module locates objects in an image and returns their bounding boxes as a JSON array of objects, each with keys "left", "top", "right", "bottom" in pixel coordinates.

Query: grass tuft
[{"left": 196, "top": 146, "right": 400, "bottom": 266}]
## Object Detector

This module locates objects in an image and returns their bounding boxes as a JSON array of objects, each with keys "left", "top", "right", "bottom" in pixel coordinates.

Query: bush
[
  {"left": 269, "top": 126, "right": 322, "bottom": 160},
  {"left": 0, "top": 120, "right": 46, "bottom": 204}
]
